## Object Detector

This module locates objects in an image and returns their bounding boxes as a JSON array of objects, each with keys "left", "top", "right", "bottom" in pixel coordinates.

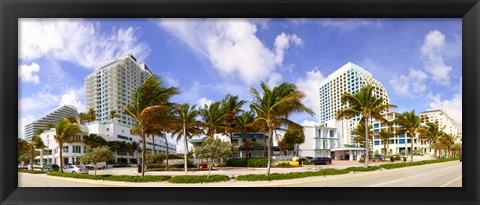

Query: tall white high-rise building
[
  {"left": 85, "top": 54, "right": 153, "bottom": 128},
  {"left": 420, "top": 109, "right": 462, "bottom": 143},
  {"left": 24, "top": 105, "right": 78, "bottom": 140},
  {"left": 318, "top": 62, "right": 390, "bottom": 146}
]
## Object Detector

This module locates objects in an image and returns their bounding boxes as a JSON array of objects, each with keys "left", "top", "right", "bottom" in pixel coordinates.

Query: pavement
[{"left": 18, "top": 160, "right": 461, "bottom": 187}]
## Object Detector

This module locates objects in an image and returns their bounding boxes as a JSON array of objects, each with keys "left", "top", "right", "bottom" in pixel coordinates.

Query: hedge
[
  {"left": 18, "top": 169, "right": 45, "bottom": 174},
  {"left": 47, "top": 172, "right": 171, "bottom": 182},
  {"left": 168, "top": 175, "right": 230, "bottom": 184},
  {"left": 226, "top": 158, "right": 268, "bottom": 167},
  {"left": 146, "top": 164, "right": 196, "bottom": 169}
]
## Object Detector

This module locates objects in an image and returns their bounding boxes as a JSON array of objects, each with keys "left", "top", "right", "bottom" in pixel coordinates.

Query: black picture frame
[{"left": 1, "top": 0, "right": 479, "bottom": 205}]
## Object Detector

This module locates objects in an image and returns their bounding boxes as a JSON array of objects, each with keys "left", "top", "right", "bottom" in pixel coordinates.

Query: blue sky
[{"left": 19, "top": 18, "right": 462, "bottom": 142}]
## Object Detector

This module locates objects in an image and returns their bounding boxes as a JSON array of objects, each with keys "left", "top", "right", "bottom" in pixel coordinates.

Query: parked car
[
  {"left": 374, "top": 154, "right": 383, "bottom": 160},
  {"left": 41, "top": 164, "right": 60, "bottom": 172},
  {"left": 18, "top": 163, "right": 29, "bottom": 170},
  {"left": 63, "top": 165, "right": 89, "bottom": 174},
  {"left": 310, "top": 157, "right": 332, "bottom": 165},
  {"left": 85, "top": 162, "right": 107, "bottom": 170}
]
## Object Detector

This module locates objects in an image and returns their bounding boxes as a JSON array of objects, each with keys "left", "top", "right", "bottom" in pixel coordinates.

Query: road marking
[
  {"left": 440, "top": 176, "right": 462, "bottom": 187},
  {"left": 261, "top": 161, "right": 459, "bottom": 187}
]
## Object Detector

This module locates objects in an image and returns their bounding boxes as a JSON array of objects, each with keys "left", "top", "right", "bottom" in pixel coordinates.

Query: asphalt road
[
  {"left": 18, "top": 161, "right": 461, "bottom": 187},
  {"left": 285, "top": 161, "right": 462, "bottom": 187}
]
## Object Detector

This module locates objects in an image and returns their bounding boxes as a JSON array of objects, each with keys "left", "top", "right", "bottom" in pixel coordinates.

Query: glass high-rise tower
[{"left": 85, "top": 54, "right": 152, "bottom": 128}]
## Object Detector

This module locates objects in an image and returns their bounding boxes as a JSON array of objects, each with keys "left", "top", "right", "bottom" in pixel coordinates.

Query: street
[{"left": 18, "top": 161, "right": 461, "bottom": 187}]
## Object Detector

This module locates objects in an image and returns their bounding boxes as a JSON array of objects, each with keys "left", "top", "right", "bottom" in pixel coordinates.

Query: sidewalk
[{"left": 91, "top": 155, "right": 435, "bottom": 177}]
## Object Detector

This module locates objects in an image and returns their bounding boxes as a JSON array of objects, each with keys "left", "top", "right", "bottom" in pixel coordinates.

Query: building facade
[
  {"left": 34, "top": 121, "right": 177, "bottom": 166},
  {"left": 85, "top": 53, "right": 153, "bottom": 128},
  {"left": 420, "top": 109, "right": 462, "bottom": 143},
  {"left": 24, "top": 105, "right": 78, "bottom": 140}
]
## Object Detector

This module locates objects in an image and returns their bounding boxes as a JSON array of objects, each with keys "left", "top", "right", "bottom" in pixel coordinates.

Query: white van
[{"left": 85, "top": 162, "right": 107, "bottom": 170}]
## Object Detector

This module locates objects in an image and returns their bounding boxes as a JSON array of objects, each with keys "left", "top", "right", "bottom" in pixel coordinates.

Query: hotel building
[
  {"left": 85, "top": 53, "right": 153, "bottom": 128},
  {"left": 419, "top": 109, "right": 462, "bottom": 143},
  {"left": 24, "top": 105, "right": 78, "bottom": 141}
]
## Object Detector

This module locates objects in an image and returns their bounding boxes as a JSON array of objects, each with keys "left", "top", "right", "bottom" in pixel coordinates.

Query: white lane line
[
  {"left": 370, "top": 178, "right": 409, "bottom": 187},
  {"left": 440, "top": 176, "right": 462, "bottom": 187}
]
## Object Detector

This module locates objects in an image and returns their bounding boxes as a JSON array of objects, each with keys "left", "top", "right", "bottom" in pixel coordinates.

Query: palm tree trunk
[
  {"left": 30, "top": 146, "right": 34, "bottom": 171},
  {"left": 164, "top": 130, "right": 169, "bottom": 171},
  {"left": 266, "top": 128, "right": 273, "bottom": 176},
  {"left": 141, "top": 130, "right": 146, "bottom": 177},
  {"left": 152, "top": 135, "right": 157, "bottom": 155},
  {"left": 183, "top": 120, "right": 188, "bottom": 173},
  {"left": 208, "top": 159, "right": 212, "bottom": 179},
  {"left": 410, "top": 133, "right": 414, "bottom": 162},
  {"left": 364, "top": 118, "right": 369, "bottom": 168},
  {"left": 230, "top": 131, "right": 235, "bottom": 159},
  {"left": 59, "top": 144, "right": 64, "bottom": 173},
  {"left": 383, "top": 141, "right": 387, "bottom": 159}
]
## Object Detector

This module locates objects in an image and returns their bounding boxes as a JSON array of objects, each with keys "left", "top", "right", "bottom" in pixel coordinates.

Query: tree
[
  {"left": 234, "top": 111, "right": 256, "bottom": 159},
  {"left": 67, "top": 116, "right": 78, "bottom": 123},
  {"left": 82, "top": 133, "right": 107, "bottom": 148},
  {"left": 86, "top": 108, "right": 97, "bottom": 123},
  {"left": 220, "top": 94, "right": 246, "bottom": 158},
  {"left": 395, "top": 110, "right": 424, "bottom": 162},
  {"left": 18, "top": 138, "right": 30, "bottom": 163},
  {"left": 80, "top": 145, "right": 115, "bottom": 175},
  {"left": 27, "top": 135, "right": 46, "bottom": 170},
  {"left": 129, "top": 141, "right": 141, "bottom": 163},
  {"left": 151, "top": 106, "right": 178, "bottom": 170},
  {"left": 440, "top": 133, "right": 456, "bottom": 158},
  {"left": 116, "top": 141, "right": 131, "bottom": 163},
  {"left": 124, "top": 75, "right": 179, "bottom": 177},
  {"left": 109, "top": 110, "right": 119, "bottom": 121},
  {"left": 282, "top": 128, "right": 305, "bottom": 156},
  {"left": 54, "top": 118, "right": 83, "bottom": 172},
  {"left": 77, "top": 113, "right": 87, "bottom": 124},
  {"left": 250, "top": 82, "right": 314, "bottom": 176},
  {"left": 337, "top": 84, "right": 397, "bottom": 168},
  {"left": 194, "top": 139, "right": 232, "bottom": 178},
  {"left": 352, "top": 123, "right": 374, "bottom": 147},
  {"left": 375, "top": 126, "right": 394, "bottom": 158},
  {"left": 46, "top": 123, "right": 55, "bottom": 129},
  {"left": 199, "top": 101, "right": 228, "bottom": 140},
  {"left": 420, "top": 122, "right": 445, "bottom": 159},
  {"left": 171, "top": 103, "right": 203, "bottom": 173}
]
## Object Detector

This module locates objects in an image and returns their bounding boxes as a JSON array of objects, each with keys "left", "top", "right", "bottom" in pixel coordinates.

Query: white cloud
[
  {"left": 420, "top": 30, "right": 453, "bottom": 85},
  {"left": 295, "top": 68, "right": 326, "bottom": 120},
  {"left": 156, "top": 19, "right": 301, "bottom": 85},
  {"left": 428, "top": 80, "right": 462, "bottom": 125},
  {"left": 19, "top": 19, "right": 150, "bottom": 69},
  {"left": 389, "top": 68, "right": 428, "bottom": 97},
  {"left": 301, "top": 119, "right": 317, "bottom": 126},
  {"left": 20, "top": 91, "right": 60, "bottom": 112},
  {"left": 267, "top": 72, "right": 283, "bottom": 88},
  {"left": 19, "top": 62, "right": 41, "bottom": 84},
  {"left": 318, "top": 18, "right": 378, "bottom": 30},
  {"left": 60, "top": 88, "right": 87, "bottom": 112},
  {"left": 197, "top": 97, "right": 214, "bottom": 108}
]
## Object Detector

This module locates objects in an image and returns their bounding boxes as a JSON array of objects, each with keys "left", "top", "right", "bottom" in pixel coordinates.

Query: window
[
  {"left": 63, "top": 146, "right": 69, "bottom": 153},
  {"left": 73, "top": 146, "right": 81, "bottom": 153}
]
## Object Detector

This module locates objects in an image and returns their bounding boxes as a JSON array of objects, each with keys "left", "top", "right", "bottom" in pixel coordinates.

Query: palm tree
[
  {"left": 28, "top": 135, "right": 46, "bottom": 170},
  {"left": 67, "top": 116, "right": 77, "bottom": 123},
  {"left": 220, "top": 94, "right": 246, "bottom": 158},
  {"left": 440, "top": 133, "right": 456, "bottom": 158},
  {"left": 109, "top": 110, "right": 119, "bottom": 122},
  {"left": 234, "top": 111, "right": 256, "bottom": 159},
  {"left": 117, "top": 141, "right": 131, "bottom": 163},
  {"left": 86, "top": 108, "right": 97, "bottom": 123},
  {"left": 46, "top": 123, "right": 55, "bottom": 129},
  {"left": 199, "top": 101, "right": 228, "bottom": 140},
  {"left": 77, "top": 113, "right": 87, "bottom": 124},
  {"left": 82, "top": 133, "right": 107, "bottom": 148},
  {"left": 352, "top": 123, "right": 374, "bottom": 148},
  {"left": 421, "top": 122, "right": 445, "bottom": 159},
  {"left": 395, "top": 110, "right": 424, "bottom": 162},
  {"left": 54, "top": 118, "right": 83, "bottom": 172},
  {"left": 151, "top": 105, "right": 178, "bottom": 170},
  {"left": 336, "top": 84, "right": 397, "bottom": 168},
  {"left": 18, "top": 138, "right": 30, "bottom": 163},
  {"left": 171, "top": 103, "right": 203, "bottom": 173},
  {"left": 129, "top": 141, "right": 141, "bottom": 164},
  {"left": 124, "top": 75, "right": 179, "bottom": 177},
  {"left": 376, "top": 126, "right": 394, "bottom": 158},
  {"left": 250, "top": 81, "right": 314, "bottom": 176}
]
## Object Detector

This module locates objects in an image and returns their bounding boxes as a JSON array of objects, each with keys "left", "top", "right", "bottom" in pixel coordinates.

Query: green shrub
[
  {"left": 276, "top": 162, "right": 291, "bottom": 167},
  {"left": 302, "top": 161, "right": 313, "bottom": 165},
  {"left": 345, "top": 166, "right": 380, "bottom": 172},
  {"left": 168, "top": 175, "right": 230, "bottom": 183},
  {"left": 146, "top": 164, "right": 196, "bottom": 169},
  {"left": 18, "top": 169, "right": 45, "bottom": 174},
  {"left": 46, "top": 172, "right": 171, "bottom": 182},
  {"left": 226, "top": 158, "right": 268, "bottom": 167}
]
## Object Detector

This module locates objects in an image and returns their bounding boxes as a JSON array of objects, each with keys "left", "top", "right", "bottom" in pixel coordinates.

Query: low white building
[{"left": 34, "top": 121, "right": 177, "bottom": 166}]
